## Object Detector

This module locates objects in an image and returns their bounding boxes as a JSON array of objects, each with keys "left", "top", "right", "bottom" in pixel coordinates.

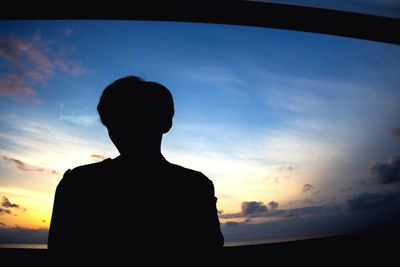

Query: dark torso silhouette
[{"left": 48, "top": 156, "right": 224, "bottom": 261}]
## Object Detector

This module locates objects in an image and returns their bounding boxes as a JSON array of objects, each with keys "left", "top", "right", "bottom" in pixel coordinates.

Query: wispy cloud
[
  {"left": 2, "top": 196, "right": 20, "bottom": 209},
  {"left": 0, "top": 208, "right": 11, "bottom": 215},
  {"left": 0, "top": 35, "right": 86, "bottom": 102},
  {"left": 278, "top": 164, "right": 293, "bottom": 171},
  {"left": 0, "top": 74, "right": 36, "bottom": 99},
  {"left": 181, "top": 65, "right": 244, "bottom": 88},
  {"left": 178, "top": 64, "right": 247, "bottom": 98},
  {"left": 70, "top": 63, "right": 86, "bottom": 76},
  {"left": 63, "top": 28, "right": 74, "bottom": 37},
  {"left": 2, "top": 156, "right": 44, "bottom": 172},
  {"left": 0, "top": 112, "right": 116, "bottom": 183},
  {"left": 302, "top": 184, "right": 320, "bottom": 195},
  {"left": 0, "top": 38, "right": 20, "bottom": 63},
  {"left": 91, "top": 154, "right": 106, "bottom": 162},
  {"left": 1, "top": 155, "right": 59, "bottom": 175},
  {"left": 0, "top": 186, "right": 53, "bottom": 202},
  {"left": 59, "top": 115, "right": 100, "bottom": 127}
]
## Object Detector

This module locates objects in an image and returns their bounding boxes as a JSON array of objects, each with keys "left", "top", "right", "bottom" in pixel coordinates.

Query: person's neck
[{"left": 118, "top": 149, "right": 163, "bottom": 164}]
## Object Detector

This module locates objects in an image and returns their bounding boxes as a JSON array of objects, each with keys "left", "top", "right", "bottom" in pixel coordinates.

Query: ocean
[
  {"left": 0, "top": 244, "right": 47, "bottom": 249},
  {"left": 0, "top": 235, "right": 321, "bottom": 249}
]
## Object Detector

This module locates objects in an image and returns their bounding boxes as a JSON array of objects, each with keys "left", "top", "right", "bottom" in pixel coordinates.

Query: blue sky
[{"left": 0, "top": 20, "right": 400, "bottom": 245}]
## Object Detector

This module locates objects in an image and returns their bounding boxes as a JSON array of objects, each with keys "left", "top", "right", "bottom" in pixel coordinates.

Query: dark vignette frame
[{"left": 2, "top": 1, "right": 400, "bottom": 45}]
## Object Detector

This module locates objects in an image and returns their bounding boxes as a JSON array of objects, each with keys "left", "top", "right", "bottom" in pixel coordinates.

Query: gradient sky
[{"left": 0, "top": 20, "right": 400, "bottom": 245}]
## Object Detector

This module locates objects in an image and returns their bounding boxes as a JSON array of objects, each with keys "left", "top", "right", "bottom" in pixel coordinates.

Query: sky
[{"left": 0, "top": 20, "right": 399, "bottom": 245}]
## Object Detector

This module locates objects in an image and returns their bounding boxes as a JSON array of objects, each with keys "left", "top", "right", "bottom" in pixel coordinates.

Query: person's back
[{"left": 48, "top": 76, "right": 224, "bottom": 263}]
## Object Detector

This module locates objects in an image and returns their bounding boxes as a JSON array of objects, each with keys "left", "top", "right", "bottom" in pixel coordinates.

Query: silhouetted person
[{"left": 48, "top": 76, "right": 224, "bottom": 263}]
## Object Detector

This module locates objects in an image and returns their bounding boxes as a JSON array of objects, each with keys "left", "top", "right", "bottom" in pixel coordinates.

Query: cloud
[
  {"left": 2, "top": 196, "right": 20, "bottom": 209},
  {"left": 0, "top": 222, "right": 5, "bottom": 227},
  {"left": 249, "top": 204, "right": 341, "bottom": 219},
  {"left": 302, "top": 199, "right": 313, "bottom": 206},
  {"left": 222, "top": 191, "right": 400, "bottom": 244},
  {"left": 222, "top": 200, "right": 400, "bottom": 244},
  {"left": 0, "top": 35, "right": 86, "bottom": 102},
  {"left": 268, "top": 201, "right": 279, "bottom": 210},
  {"left": 346, "top": 191, "right": 400, "bottom": 212},
  {"left": 392, "top": 128, "right": 400, "bottom": 138},
  {"left": 63, "top": 28, "right": 74, "bottom": 37},
  {"left": 341, "top": 187, "right": 353, "bottom": 192},
  {"left": 302, "top": 184, "right": 314, "bottom": 192},
  {"left": 221, "top": 201, "right": 270, "bottom": 219},
  {"left": 241, "top": 201, "right": 268, "bottom": 217},
  {"left": 181, "top": 65, "right": 244, "bottom": 89},
  {"left": 1, "top": 155, "right": 58, "bottom": 175},
  {"left": 70, "top": 63, "right": 86, "bottom": 76},
  {"left": 221, "top": 200, "right": 341, "bottom": 220},
  {"left": 0, "top": 36, "right": 45, "bottom": 101},
  {"left": 0, "top": 37, "right": 23, "bottom": 65},
  {"left": 302, "top": 184, "right": 319, "bottom": 194},
  {"left": 0, "top": 208, "right": 11, "bottom": 215},
  {"left": 278, "top": 164, "right": 293, "bottom": 171},
  {"left": 91, "top": 154, "right": 106, "bottom": 162},
  {"left": 368, "top": 154, "right": 400, "bottom": 184},
  {"left": 1, "top": 156, "right": 44, "bottom": 172},
  {"left": 225, "top": 222, "right": 240, "bottom": 227},
  {"left": 219, "top": 212, "right": 243, "bottom": 219},
  {"left": 0, "top": 226, "right": 48, "bottom": 244},
  {"left": 59, "top": 115, "right": 100, "bottom": 127},
  {"left": 0, "top": 74, "right": 36, "bottom": 98}
]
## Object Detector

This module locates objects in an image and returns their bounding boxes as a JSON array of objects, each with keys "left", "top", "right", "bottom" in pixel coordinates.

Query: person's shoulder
[
  {"left": 167, "top": 162, "right": 203, "bottom": 177},
  {"left": 166, "top": 162, "right": 213, "bottom": 185},
  {"left": 165, "top": 162, "right": 216, "bottom": 197},
  {"left": 59, "top": 159, "right": 112, "bottom": 185},
  {"left": 66, "top": 158, "right": 112, "bottom": 177}
]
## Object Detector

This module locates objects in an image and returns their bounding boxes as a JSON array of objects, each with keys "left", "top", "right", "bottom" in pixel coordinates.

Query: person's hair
[{"left": 97, "top": 76, "right": 174, "bottom": 133}]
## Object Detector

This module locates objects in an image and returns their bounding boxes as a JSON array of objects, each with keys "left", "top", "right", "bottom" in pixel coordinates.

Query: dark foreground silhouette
[
  {"left": 2, "top": 224, "right": 400, "bottom": 265},
  {"left": 47, "top": 76, "right": 223, "bottom": 263}
]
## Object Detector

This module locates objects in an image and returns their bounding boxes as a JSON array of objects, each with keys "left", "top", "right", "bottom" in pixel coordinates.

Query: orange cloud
[
  {"left": 0, "top": 74, "right": 35, "bottom": 98},
  {"left": 1, "top": 156, "right": 44, "bottom": 172},
  {"left": 91, "top": 154, "right": 106, "bottom": 162},
  {"left": 0, "top": 208, "right": 11, "bottom": 215},
  {"left": 0, "top": 35, "right": 86, "bottom": 102},
  {"left": 2, "top": 196, "right": 20, "bottom": 209},
  {"left": 1, "top": 156, "right": 58, "bottom": 175}
]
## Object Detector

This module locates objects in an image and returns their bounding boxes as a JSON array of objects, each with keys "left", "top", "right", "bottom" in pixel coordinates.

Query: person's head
[{"left": 97, "top": 76, "right": 174, "bottom": 156}]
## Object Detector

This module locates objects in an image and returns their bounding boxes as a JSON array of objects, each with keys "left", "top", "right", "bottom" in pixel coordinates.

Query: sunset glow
[{"left": 1, "top": 20, "right": 399, "bottom": 245}]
